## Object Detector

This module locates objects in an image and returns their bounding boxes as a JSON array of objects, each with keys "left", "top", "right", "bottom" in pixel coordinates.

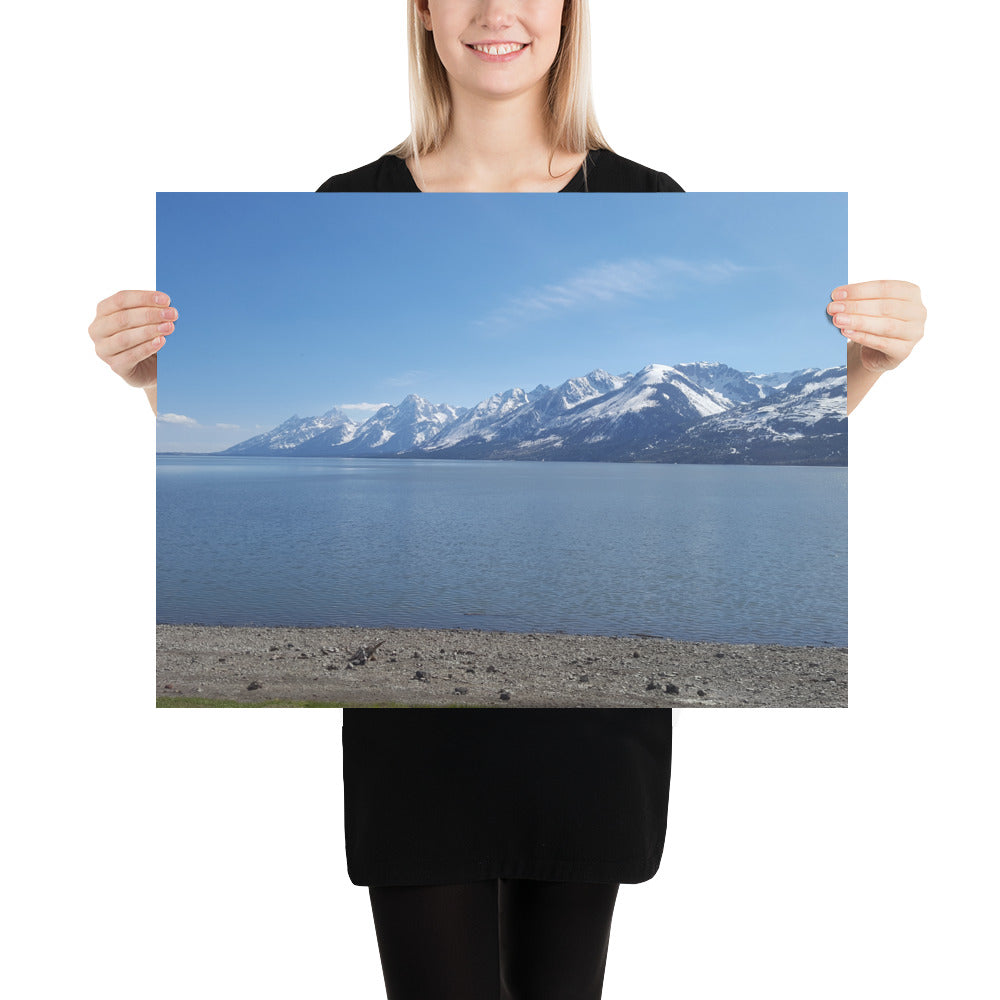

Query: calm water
[{"left": 157, "top": 456, "right": 846, "bottom": 646}]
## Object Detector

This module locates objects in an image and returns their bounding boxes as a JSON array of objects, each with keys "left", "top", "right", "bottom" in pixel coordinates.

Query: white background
[{"left": 3, "top": 1, "right": 997, "bottom": 997}]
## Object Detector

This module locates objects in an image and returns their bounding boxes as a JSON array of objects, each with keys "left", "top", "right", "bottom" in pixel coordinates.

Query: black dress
[{"left": 319, "top": 149, "right": 683, "bottom": 887}]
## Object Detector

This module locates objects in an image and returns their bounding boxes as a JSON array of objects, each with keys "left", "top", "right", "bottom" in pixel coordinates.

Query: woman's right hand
[{"left": 89, "top": 290, "right": 176, "bottom": 390}]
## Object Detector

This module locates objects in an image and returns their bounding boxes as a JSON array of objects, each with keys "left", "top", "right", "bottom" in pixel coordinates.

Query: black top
[
  {"left": 320, "top": 149, "right": 682, "bottom": 887},
  {"left": 318, "top": 148, "right": 683, "bottom": 194}
]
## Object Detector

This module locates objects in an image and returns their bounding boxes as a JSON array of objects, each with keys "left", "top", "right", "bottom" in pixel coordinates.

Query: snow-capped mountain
[
  {"left": 425, "top": 370, "right": 634, "bottom": 457},
  {"left": 652, "top": 367, "right": 847, "bottom": 464},
  {"left": 673, "top": 361, "right": 772, "bottom": 404},
  {"left": 747, "top": 369, "right": 817, "bottom": 394},
  {"left": 460, "top": 363, "right": 735, "bottom": 460},
  {"left": 219, "top": 362, "right": 846, "bottom": 465},
  {"left": 427, "top": 386, "right": 535, "bottom": 449},
  {"left": 221, "top": 408, "right": 357, "bottom": 455},
  {"left": 530, "top": 369, "right": 631, "bottom": 416},
  {"left": 326, "top": 394, "right": 467, "bottom": 456}
]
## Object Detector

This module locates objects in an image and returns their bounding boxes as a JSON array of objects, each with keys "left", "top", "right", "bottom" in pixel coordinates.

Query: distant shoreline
[
  {"left": 157, "top": 624, "right": 847, "bottom": 708},
  {"left": 157, "top": 452, "right": 847, "bottom": 466}
]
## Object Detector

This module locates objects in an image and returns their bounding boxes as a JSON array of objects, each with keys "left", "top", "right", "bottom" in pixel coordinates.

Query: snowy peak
[
  {"left": 347, "top": 395, "right": 466, "bottom": 454},
  {"left": 663, "top": 365, "right": 847, "bottom": 464},
  {"left": 530, "top": 369, "right": 630, "bottom": 417},
  {"left": 633, "top": 362, "right": 675, "bottom": 384},
  {"left": 222, "top": 407, "right": 358, "bottom": 455},
  {"left": 427, "top": 387, "right": 531, "bottom": 449},
  {"left": 604, "top": 365, "right": 730, "bottom": 419},
  {"left": 673, "top": 362, "right": 768, "bottom": 404},
  {"left": 468, "top": 387, "right": 531, "bottom": 419}
]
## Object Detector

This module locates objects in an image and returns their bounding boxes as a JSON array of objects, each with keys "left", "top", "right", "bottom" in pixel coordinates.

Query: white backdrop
[{"left": 3, "top": 2, "right": 997, "bottom": 997}]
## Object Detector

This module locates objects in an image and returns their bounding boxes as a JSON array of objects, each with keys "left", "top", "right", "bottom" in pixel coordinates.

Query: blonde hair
[{"left": 388, "top": 0, "right": 610, "bottom": 161}]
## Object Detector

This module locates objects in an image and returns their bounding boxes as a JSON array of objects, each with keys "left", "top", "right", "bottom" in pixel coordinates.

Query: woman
[{"left": 89, "top": 3, "right": 924, "bottom": 997}]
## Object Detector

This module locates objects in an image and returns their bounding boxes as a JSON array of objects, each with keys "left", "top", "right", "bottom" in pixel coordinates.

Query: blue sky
[{"left": 156, "top": 192, "right": 845, "bottom": 451}]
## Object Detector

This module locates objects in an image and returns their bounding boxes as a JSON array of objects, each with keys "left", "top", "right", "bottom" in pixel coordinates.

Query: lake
[{"left": 156, "top": 456, "right": 846, "bottom": 647}]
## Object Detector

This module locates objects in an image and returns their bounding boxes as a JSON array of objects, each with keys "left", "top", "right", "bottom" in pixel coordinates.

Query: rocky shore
[{"left": 156, "top": 624, "right": 847, "bottom": 708}]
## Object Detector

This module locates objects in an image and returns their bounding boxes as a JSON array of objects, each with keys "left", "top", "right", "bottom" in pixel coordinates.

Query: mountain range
[{"left": 220, "top": 361, "right": 847, "bottom": 465}]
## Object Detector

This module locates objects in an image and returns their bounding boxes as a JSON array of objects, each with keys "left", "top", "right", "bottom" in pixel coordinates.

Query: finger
[
  {"left": 830, "top": 279, "right": 921, "bottom": 303},
  {"left": 96, "top": 321, "right": 174, "bottom": 361},
  {"left": 832, "top": 313, "right": 921, "bottom": 348},
  {"left": 90, "top": 304, "right": 178, "bottom": 343},
  {"left": 94, "top": 289, "right": 171, "bottom": 320},
  {"left": 836, "top": 325, "right": 906, "bottom": 359},
  {"left": 827, "top": 296, "right": 926, "bottom": 322},
  {"left": 107, "top": 335, "right": 166, "bottom": 378}
]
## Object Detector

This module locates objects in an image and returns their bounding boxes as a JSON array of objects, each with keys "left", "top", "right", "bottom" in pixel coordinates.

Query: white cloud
[
  {"left": 479, "top": 256, "right": 747, "bottom": 328},
  {"left": 339, "top": 402, "right": 391, "bottom": 413},
  {"left": 157, "top": 414, "right": 244, "bottom": 432}
]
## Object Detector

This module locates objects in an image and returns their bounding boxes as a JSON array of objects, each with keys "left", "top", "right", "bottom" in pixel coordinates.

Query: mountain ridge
[{"left": 220, "top": 361, "right": 846, "bottom": 466}]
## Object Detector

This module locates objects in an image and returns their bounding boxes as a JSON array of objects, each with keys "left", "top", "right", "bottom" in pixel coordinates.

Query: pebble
[{"left": 156, "top": 625, "right": 847, "bottom": 708}]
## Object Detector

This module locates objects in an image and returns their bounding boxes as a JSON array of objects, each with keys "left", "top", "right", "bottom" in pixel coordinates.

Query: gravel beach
[{"left": 157, "top": 624, "right": 846, "bottom": 707}]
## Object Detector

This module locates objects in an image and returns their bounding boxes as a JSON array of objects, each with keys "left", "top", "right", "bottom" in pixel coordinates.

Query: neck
[{"left": 410, "top": 82, "right": 584, "bottom": 192}]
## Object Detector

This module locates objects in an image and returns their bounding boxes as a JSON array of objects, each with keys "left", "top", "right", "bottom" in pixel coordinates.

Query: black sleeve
[
  {"left": 317, "top": 162, "right": 377, "bottom": 192},
  {"left": 582, "top": 150, "right": 684, "bottom": 193},
  {"left": 316, "top": 155, "right": 417, "bottom": 193},
  {"left": 657, "top": 172, "right": 684, "bottom": 193}
]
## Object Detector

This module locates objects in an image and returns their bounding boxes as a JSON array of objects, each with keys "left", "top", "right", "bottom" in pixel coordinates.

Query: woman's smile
[{"left": 465, "top": 40, "right": 530, "bottom": 61}]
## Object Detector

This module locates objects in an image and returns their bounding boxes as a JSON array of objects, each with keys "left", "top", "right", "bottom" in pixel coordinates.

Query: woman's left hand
[{"left": 828, "top": 279, "right": 926, "bottom": 373}]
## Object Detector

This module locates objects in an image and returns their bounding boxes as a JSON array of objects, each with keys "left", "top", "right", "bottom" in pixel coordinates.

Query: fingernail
[
  {"left": 158, "top": 321, "right": 174, "bottom": 332},
  {"left": 153, "top": 293, "right": 165, "bottom": 305},
  {"left": 828, "top": 302, "right": 845, "bottom": 314},
  {"left": 832, "top": 288, "right": 847, "bottom": 300}
]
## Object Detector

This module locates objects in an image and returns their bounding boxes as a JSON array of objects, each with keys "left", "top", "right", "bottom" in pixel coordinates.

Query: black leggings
[{"left": 369, "top": 879, "right": 620, "bottom": 1000}]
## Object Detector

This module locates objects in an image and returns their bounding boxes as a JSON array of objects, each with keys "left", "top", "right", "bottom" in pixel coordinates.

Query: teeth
[{"left": 472, "top": 43, "right": 526, "bottom": 56}]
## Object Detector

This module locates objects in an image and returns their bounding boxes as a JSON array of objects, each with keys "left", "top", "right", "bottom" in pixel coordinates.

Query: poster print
[{"left": 156, "top": 193, "right": 846, "bottom": 707}]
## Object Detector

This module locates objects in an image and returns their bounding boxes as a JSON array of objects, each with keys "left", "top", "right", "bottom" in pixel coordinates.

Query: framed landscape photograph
[{"left": 156, "top": 192, "right": 847, "bottom": 708}]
